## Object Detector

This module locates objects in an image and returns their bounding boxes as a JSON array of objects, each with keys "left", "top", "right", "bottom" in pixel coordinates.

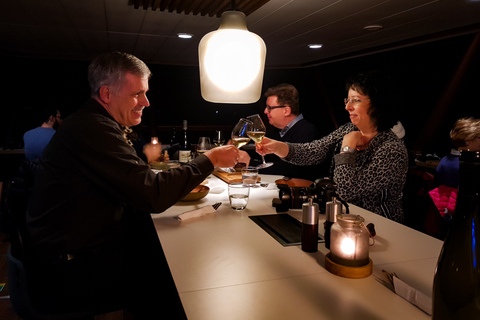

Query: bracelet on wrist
[{"left": 340, "top": 146, "right": 356, "bottom": 153}]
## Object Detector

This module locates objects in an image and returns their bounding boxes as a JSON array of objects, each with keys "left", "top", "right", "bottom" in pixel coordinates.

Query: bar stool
[{"left": 7, "top": 246, "right": 96, "bottom": 319}]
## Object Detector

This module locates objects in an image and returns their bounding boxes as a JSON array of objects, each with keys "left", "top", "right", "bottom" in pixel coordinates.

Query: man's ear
[
  {"left": 284, "top": 105, "right": 292, "bottom": 116},
  {"left": 98, "top": 85, "right": 111, "bottom": 104}
]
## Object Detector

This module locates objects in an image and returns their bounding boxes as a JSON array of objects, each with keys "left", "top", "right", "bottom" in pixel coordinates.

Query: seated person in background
[
  {"left": 26, "top": 52, "right": 242, "bottom": 318},
  {"left": 256, "top": 71, "right": 408, "bottom": 223},
  {"left": 23, "top": 107, "right": 62, "bottom": 160},
  {"left": 124, "top": 126, "right": 165, "bottom": 163},
  {"left": 258, "top": 83, "right": 327, "bottom": 180},
  {"left": 436, "top": 117, "right": 480, "bottom": 188}
]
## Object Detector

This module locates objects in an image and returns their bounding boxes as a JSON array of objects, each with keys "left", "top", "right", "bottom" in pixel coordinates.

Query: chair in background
[
  {"left": 4, "top": 160, "right": 97, "bottom": 319},
  {"left": 403, "top": 166, "right": 450, "bottom": 240},
  {"left": 7, "top": 246, "right": 96, "bottom": 320},
  {"left": 4, "top": 160, "right": 130, "bottom": 319}
]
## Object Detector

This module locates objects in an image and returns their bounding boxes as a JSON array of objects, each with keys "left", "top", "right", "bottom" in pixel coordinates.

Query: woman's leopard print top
[{"left": 284, "top": 123, "right": 408, "bottom": 223}]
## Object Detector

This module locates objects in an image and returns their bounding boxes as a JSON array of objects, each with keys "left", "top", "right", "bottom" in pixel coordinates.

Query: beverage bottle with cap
[{"left": 432, "top": 150, "right": 480, "bottom": 319}]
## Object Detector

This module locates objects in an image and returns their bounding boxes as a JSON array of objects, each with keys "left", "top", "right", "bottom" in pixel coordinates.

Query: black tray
[{"left": 249, "top": 214, "right": 324, "bottom": 247}]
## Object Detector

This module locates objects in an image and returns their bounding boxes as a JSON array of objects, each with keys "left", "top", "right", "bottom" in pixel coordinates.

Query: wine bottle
[
  {"left": 179, "top": 120, "right": 191, "bottom": 163},
  {"left": 432, "top": 150, "right": 480, "bottom": 319},
  {"left": 170, "top": 127, "right": 177, "bottom": 145}
]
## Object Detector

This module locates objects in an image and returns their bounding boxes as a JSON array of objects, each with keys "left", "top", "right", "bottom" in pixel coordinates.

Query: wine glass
[
  {"left": 246, "top": 114, "right": 273, "bottom": 169},
  {"left": 213, "top": 130, "right": 225, "bottom": 147},
  {"left": 220, "top": 118, "right": 252, "bottom": 173},
  {"left": 197, "top": 137, "right": 212, "bottom": 156},
  {"left": 231, "top": 118, "right": 252, "bottom": 149}
]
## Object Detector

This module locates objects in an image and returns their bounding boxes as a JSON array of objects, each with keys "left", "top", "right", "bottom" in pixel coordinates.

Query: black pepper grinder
[
  {"left": 324, "top": 196, "right": 343, "bottom": 249},
  {"left": 302, "top": 198, "right": 319, "bottom": 252}
]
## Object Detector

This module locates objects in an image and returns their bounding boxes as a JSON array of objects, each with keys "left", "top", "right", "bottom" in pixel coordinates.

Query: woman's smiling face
[{"left": 345, "top": 88, "right": 373, "bottom": 131}]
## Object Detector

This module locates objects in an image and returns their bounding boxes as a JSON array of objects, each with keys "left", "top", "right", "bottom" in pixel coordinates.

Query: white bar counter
[{"left": 152, "top": 174, "right": 443, "bottom": 319}]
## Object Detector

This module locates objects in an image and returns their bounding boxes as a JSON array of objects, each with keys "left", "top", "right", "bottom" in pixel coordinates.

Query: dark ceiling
[{"left": 1, "top": 0, "right": 479, "bottom": 68}]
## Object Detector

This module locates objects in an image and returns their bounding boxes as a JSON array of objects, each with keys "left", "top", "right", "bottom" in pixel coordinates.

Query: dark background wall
[{"left": 1, "top": 32, "right": 479, "bottom": 158}]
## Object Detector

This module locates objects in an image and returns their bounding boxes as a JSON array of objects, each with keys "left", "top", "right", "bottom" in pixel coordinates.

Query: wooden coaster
[{"left": 325, "top": 252, "right": 373, "bottom": 279}]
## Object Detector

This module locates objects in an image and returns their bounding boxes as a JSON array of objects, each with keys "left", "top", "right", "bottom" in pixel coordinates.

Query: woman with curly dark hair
[{"left": 256, "top": 71, "right": 408, "bottom": 223}]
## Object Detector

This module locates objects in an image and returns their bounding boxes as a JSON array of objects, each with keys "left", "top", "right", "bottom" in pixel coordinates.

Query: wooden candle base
[{"left": 325, "top": 252, "right": 373, "bottom": 279}]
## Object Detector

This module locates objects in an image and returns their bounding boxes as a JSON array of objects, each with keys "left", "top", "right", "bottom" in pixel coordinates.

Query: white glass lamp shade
[{"left": 199, "top": 11, "right": 266, "bottom": 104}]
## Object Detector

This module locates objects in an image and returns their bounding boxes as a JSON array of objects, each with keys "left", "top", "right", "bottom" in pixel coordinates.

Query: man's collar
[{"left": 279, "top": 114, "right": 303, "bottom": 138}]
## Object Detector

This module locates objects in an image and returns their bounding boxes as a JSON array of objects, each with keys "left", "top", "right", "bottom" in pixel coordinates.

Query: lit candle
[{"left": 329, "top": 214, "right": 369, "bottom": 267}]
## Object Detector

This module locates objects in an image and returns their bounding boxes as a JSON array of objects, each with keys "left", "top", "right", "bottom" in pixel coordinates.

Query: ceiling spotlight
[
  {"left": 177, "top": 33, "right": 193, "bottom": 39},
  {"left": 363, "top": 25, "right": 383, "bottom": 31},
  {"left": 308, "top": 44, "right": 323, "bottom": 49}
]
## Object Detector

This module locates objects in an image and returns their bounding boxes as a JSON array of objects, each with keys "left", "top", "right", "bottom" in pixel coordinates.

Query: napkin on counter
[
  {"left": 177, "top": 205, "right": 216, "bottom": 221},
  {"left": 393, "top": 275, "right": 432, "bottom": 315},
  {"left": 375, "top": 270, "right": 432, "bottom": 315},
  {"left": 205, "top": 181, "right": 225, "bottom": 194},
  {"left": 209, "top": 186, "right": 225, "bottom": 194},
  {"left": 266, "top": 183, "right": 278, "bottom": 190}
]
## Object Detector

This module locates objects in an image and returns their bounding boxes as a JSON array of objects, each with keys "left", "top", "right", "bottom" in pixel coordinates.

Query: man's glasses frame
[{"left": 265, "top": 105, "right": 287, "bottom": 111}]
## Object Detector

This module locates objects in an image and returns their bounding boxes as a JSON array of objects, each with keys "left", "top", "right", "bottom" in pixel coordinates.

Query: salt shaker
[
  {"left": 302, "top": 198, "right": 319, "bottom": 252},
  {"left": 325, "top": 196, "right": 343, "bottom": 249}
]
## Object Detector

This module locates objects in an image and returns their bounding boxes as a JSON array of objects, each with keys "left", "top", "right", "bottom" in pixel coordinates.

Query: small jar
[{"left": 330, "top": 214, "right": 369, "bottom": 267}]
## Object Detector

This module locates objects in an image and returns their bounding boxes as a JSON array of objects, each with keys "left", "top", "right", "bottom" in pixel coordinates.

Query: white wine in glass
[
  {"left": 231, "top": 137, "right": 251, "bottom": 148},
  {"left": 219, "top": 118, "right": 252, "bottom": 173},
  {"left": 231, "top": 118, "right": 252, "bottom": 149},
  {"left": 247, "top": 114, "right": 273, "bottom": 169},
  {"left": 197, "top": 137, "right": 211, "bottom": 156}
]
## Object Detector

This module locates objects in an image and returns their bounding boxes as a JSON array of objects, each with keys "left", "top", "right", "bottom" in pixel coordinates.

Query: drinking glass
[
  {"left": 246, "top": 114, "right": 273, "bottom": 169},
  {"left": 220, "top": 118, "right": 252, "bottom": 173},
  {"left": 242, "top": 166, "right": 259, "bottom": 187},
  {"left": 213, "top": 130, "right": 225, "bottom": 147},
  {"left": 231, "top": 118, "right": 252, "bottom": 149},
  {"left": 228, "top": 183, "right": 250, "bottom": 210},
  {"left": 197, "top": 137, "right": 211, "bottom": 156}
]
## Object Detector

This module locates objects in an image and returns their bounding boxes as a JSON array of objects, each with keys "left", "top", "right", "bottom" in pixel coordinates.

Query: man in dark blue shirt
[{"left": 259, "top": 83, "right": 327, "bottom": 180}]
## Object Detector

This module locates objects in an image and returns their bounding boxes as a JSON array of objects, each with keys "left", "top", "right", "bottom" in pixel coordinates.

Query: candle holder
[{"left": 325, "top": 214, "right": 373, "bottom": 278}]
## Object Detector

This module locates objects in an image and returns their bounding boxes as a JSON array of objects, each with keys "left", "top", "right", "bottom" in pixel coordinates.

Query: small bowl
[
  {"left": 151, "top": 161, "right": 181, "bottom": 172},
  {"left": 179, "top": 185, "right": 210, "bottom": 201}
]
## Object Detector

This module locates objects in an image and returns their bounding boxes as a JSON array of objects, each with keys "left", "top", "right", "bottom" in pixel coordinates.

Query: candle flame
[{"left": 340, "top": 237, "right": 355, "bottom": 255}]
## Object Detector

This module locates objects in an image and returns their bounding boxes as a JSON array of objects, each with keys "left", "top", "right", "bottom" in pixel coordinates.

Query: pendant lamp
[{"left": 198, "top": 8, "right": 266, "bottom": 104}]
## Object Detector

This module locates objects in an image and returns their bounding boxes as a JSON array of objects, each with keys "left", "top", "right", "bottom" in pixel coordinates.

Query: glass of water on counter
[
  {"left": 241, "top": 166, "right": 258, "bottom": 187},
  {"left": 228, "top": 183, "right": 250, "bottom": 210}
]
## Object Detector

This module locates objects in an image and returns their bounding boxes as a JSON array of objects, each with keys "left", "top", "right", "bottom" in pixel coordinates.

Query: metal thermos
[
  {"left": 325, "top": 196, "right": 343, "bottom": 249},
  {"left": 302, "top": 198, "right": 319, "bottom": 252}
]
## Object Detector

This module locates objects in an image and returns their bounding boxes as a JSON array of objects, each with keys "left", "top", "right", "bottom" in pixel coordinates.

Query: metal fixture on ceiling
[{"left": 132, "top": 0, "right": 271, "bottom": 17}]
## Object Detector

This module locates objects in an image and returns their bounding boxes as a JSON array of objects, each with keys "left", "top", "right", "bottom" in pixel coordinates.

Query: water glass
[
  {"left": 228, "top": 183, "right": 250, "bottom": 210},
  {"left": 213, "top": 130, "right": 225, "bottom": 147},
  {"left": 241, "top": 167, "right": 258, "bottom": 186}
]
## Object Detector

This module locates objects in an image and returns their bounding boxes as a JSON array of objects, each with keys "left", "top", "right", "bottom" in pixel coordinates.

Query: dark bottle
[
  {"left": 170, "top": 127, "right": 177, "bottom": 145},
  {"left": 179, "top": 120, "right": 191, "bottom": 163},
  {"left": 432, "top": 150, "right": 480, "bottom": 319},
  {"left": 302, "top": 198, "right": 319, "bottom": 252}
]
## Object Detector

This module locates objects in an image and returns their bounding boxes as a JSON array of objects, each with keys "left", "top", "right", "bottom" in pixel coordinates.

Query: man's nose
[{"left": 142, "top": 95, "right": 150, "bottom": 107}]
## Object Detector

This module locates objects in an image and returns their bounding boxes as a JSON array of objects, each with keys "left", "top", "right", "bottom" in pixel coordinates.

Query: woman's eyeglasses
[{"left": 344, "top": 98, "right": 369, "bottom": 105}]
